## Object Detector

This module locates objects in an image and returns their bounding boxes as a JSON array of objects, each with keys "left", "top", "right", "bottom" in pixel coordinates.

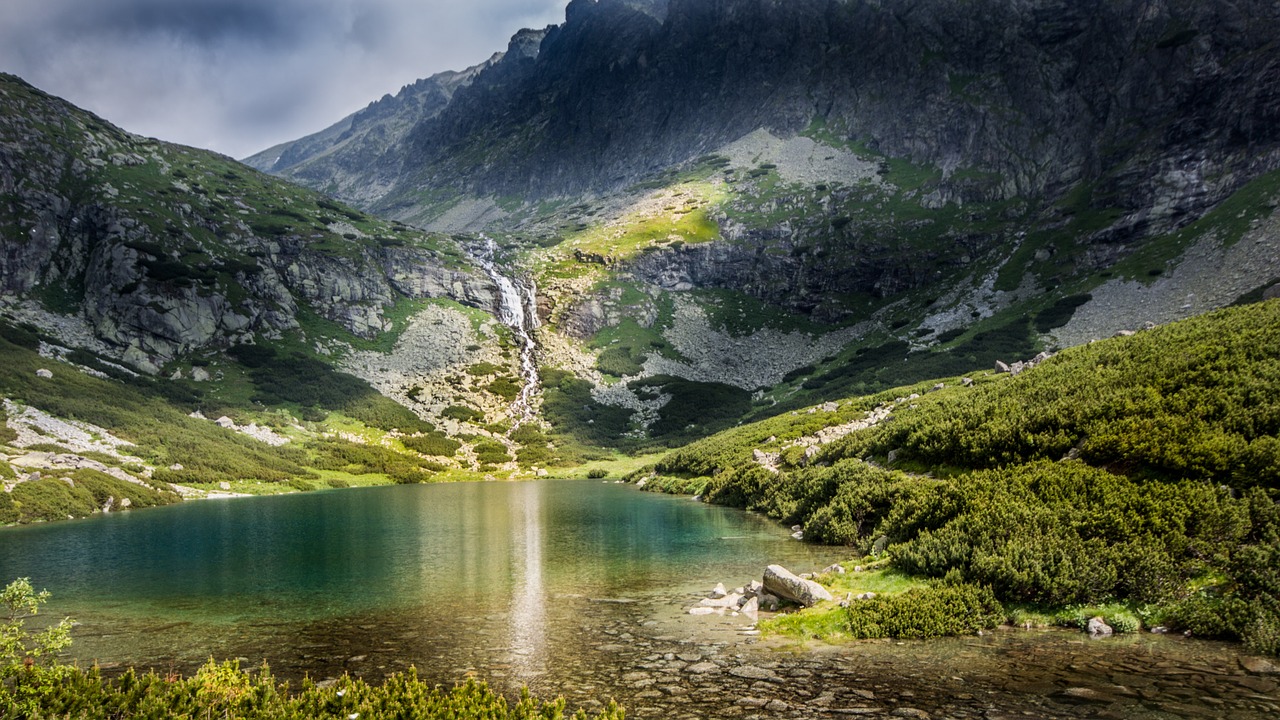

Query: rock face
[
  {"left": 247, "top": 0, "right": 1280, "bottom": 364},
  {"left": 0, "top": 74, "right": 497, "bottom": 373},
  {"left": 261, "top": 0, "right": 1280, "bottom": 240},
  {"left": 242, "top": 58, "right": 506, "bottom": 206},
  {"left": 763, "top": 564, "right": 833, "bottom": 607}
]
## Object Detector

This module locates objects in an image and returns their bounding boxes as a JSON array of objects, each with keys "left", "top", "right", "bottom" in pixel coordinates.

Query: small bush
[
  {"left": 401, "top": 433, "right": 461, "bottom": 457},
  {"left": 587, "top": 468, "right": 608, "bottom": 479},
  {"left": 467, "top": 363, "right": 502, "bottom": 376},
  {"left": 473, "top": 440, "right": 512, "bottom": 465},
  {"left": 487, "top": 377, "right": 521, "bottom": 401},
  {"left": 835, "top": 583, "right": 1005, "bottom": 640},
  {"left": 442, "top": 405, "right": 484, "bottom": 423},
  {"left": 596, "top": 346, "right": 644, "bottom": 377}
]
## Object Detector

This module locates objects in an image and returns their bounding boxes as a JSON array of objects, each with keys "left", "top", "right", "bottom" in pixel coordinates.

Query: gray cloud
[{"left": 0, "top": 0, "right": 569, "bottom": 158}]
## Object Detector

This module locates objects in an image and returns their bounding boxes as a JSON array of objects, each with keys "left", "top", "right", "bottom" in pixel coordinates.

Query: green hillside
[{"left": 638, "top": 300, "right": 1280, "bottom": 654}]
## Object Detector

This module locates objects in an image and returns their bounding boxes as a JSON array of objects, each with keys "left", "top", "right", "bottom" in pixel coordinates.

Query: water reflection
[{"left": 508, "top": 482, "right": 546, "bottom": 677}]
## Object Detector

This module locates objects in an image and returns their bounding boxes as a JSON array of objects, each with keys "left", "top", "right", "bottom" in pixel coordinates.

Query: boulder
[
  {"left": 710, "top": 582, "right": 727, "bottom": 599},
  {"left": 1087, "top": 617, "right": 1113, "bottom": 637},
  {"left": 994, "top": 360, "right": 1011, "bottom": 373},
  {"left": 763, "top": 564, "right": 832, "bottom": 607},
  {"left": 36, "top": 368, "right": 53, "bottom": 379},
  {"left": 1242, "top": 656, "right": 1280, "bottom": 674}
]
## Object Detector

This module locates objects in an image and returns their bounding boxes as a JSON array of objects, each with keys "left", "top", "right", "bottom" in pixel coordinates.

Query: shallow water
[{"left": 1, "top": 480, "right": 1275, "bottom": 718}]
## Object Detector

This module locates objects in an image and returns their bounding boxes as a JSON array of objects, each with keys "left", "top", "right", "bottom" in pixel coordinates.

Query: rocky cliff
[
  {"left": 0, "top": 74, "right": 496, "bottom": 374},
  {"left": 258, "top": 0, "right": 1280, "bottom": 239},
  {"left": 245, "top": 1, "right": 1280, "bottom": 428},
  {"left": 242, "top": 59, "right": 501, "bottom": 207}
]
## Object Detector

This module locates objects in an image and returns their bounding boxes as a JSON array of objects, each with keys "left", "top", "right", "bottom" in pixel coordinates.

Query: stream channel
[{"left": 0, "top": 481, "right": 1275, "bottom": 719}]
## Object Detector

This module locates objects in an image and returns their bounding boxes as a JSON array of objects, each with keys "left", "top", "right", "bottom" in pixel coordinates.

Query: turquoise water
[
  {"left": 2, "top": 480, "right": 1271, "bottom": 718},
  {"left": 0, "top": 480, "right": 834, "bottom": 672}
]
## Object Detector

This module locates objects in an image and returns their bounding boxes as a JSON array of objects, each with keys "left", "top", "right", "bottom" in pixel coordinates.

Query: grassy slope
[
  {"left": 637, "top": 300, "right": 1280, "bottom": 654},
  {"left": 0, "top": 320, "right": 462, "bottom": 525},
  {"left": 1, "top": 75, "right": 571, "bottom": 497},
  {"left": 492, "top": 120, "right": 1280, "bottom": 459}
]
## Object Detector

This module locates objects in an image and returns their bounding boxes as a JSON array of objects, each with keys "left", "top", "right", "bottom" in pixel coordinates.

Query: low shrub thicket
[
  {"left": 765, "top": 582, "right": 1004, "bottom": 641},
  {"left": 7, "top": 471, "right": 179, "bottom": 523},
  {"left": 401, "top": 433, "right": 462, "bottom": 457},
  {"left": 842, "top": 583, "right": 1005, "bottom": 640},
  {"left": 646, "top": 302, "right": 1280, "bottom": 653}
]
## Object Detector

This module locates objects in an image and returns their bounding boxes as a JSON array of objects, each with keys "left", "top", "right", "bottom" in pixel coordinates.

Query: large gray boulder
[{"left": 763, "top": 564, "right": 832, "bottom": 607}]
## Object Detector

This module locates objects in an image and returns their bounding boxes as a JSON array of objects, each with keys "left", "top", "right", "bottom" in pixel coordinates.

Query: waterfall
[{"left": 472, "top": 236, "right": 540, "bottom": 428}]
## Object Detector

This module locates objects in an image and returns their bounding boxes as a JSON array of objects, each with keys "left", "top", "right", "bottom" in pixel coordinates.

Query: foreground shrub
[
  {"left": 765, "top": 582, "right": 1004, "bottom": 641},
  {"left": 841, "top": 583, "right": 1005, "bottom": 640},
  {"left": 6, "top": 660, "right": 624, "bottom": 720},
  {"left": 1, "top": 579, "right": 624, "bottom": 719}
]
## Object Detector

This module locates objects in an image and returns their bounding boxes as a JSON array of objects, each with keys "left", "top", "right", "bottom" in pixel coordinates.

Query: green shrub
[
  {"left": 632, "top": 376, "right": 752, "bottom": 441},
  {"left": 840, "top": 583, "right": 1004, "bottom": 640},
  {"left": 0, "top": 493, "right": 17, "bottom": 525},
  {"left": 326, "top": 478, "right": 351, "bottom": 489},
  {"left": 2, "top": 578, "right": 75, "bottom": 714},
  {"left": 587, "top": 468, "right": 608, "bottom": 479},
  {"left": 596, "top": 346, "right": 644, "bottom": 377},
  {"left": 401, "top": 433, "right": 461, "bottom": 457},
  {"left": 10, "top": 478, "right": 96, "bottom": 522},
  {"left": 516, "top": 444, "right": 552, "bottom": 465},
  {"left": 487, "top": 377, "right": 521, "bottom": 401},
  {"left": 442, "top": 405, "right": 485, "bottom": 423},
  {"left": 473, "top": 440, "right": 512, "bottom": 465},
  {"left": 539, "top": 369, "right": 634, "bottom": 447},
  {"left": 0, "top": 321, "right": 40, "bottom": 351},
  {"left": 1053, "top": 604, "right": 1142, "bottom": 633},
  {"left": 1033, "top": 294, "right": 1092, "bottom": 332},
  {"left": 311, "top": 439, "right": 435, "bottom": 479},
  {"left": 467, "top": 362, "right": 502, "bottom": 376}
]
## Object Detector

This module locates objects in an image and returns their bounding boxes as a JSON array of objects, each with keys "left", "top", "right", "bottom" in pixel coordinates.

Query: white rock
[{"left": 763, "top": 564, "right": 832, "bottom": 607}]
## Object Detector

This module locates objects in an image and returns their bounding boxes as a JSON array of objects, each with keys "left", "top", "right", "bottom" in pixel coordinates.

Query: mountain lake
[{"left": 0, "top": 480, "right": 1274, "bottom": 718}]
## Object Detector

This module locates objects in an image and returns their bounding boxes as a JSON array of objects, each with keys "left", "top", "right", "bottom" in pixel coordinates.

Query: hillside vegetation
[{"left": 638, "top": 300, "right": 1280, "bottom": 654}]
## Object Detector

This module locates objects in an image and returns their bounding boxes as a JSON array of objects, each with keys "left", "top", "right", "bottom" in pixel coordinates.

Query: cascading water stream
[{"left": 472, "top": 235, "right": 540, "bottom": 429}]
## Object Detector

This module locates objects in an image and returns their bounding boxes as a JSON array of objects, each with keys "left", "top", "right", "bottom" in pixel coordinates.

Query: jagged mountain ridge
[
  {"left": 245, "top": 0, "right": 1280, "bottom": 451},
  {"left": 257, "top": 0, "right": 1280, "bottom": 238},
  {"left": 243, "top": 58, "right": 503, "bottom": 207}
]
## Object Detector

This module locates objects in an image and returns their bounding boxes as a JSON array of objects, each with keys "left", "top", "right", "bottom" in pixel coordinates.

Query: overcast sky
[{"left": 0, "top": 0, "right": 569, "bottom": 159}]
